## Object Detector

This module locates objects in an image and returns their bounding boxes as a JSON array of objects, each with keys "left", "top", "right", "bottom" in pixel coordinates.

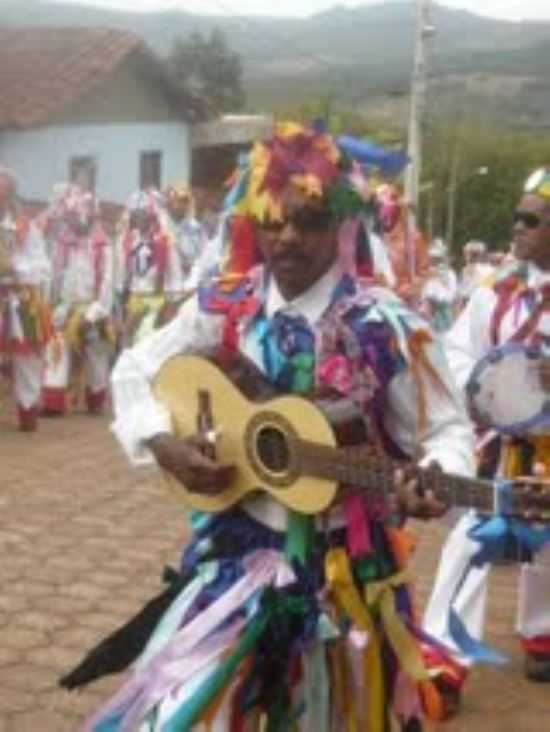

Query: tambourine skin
[{"left": 467, "top": 343, "right": 550, "bottom": 435}]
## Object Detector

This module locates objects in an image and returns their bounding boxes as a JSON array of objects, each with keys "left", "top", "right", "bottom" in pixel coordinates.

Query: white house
[{"left": 0, "top": 27, "right": 201, "bottom": 206}]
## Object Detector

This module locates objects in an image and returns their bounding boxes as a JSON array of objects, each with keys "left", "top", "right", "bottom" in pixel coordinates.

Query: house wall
[{"left": 0, "top": 121, "right": 191, "bottom": 204}]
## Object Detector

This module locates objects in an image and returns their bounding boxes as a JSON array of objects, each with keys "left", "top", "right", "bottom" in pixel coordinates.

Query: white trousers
[
  {"left": 12, "top": 353, "right": 43, "bottom": 410},
  {"left": 423, "top": 512, "right": 489, "bottom": 665},
  {"left": 424, "top": 512, "right": 550, "bottom": 666},
  {"left": 43, "top": 334, "right": 111, "bottom": 396}
]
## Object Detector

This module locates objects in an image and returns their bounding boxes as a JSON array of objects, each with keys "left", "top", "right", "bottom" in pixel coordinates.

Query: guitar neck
[{"left": 299, "top": 442, "right": 495, "bottom": 512}]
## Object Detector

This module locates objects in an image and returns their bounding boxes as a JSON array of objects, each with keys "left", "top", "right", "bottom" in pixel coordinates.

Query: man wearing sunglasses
[
  {"left": 424, "top": 168, "right": 550, "bottom": 716},
  {"left": 73, "top": 124, "right": 475, "bottom": 731}
]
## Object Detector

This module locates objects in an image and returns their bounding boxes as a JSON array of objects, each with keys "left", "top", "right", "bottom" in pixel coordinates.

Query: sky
[{"left": 58, "top": 1, "right": 550, "bottom": 22}]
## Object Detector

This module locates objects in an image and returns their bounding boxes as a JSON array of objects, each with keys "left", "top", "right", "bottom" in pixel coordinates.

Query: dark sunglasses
[
  {"left": 258, "top": 207, "right": 333, "bottom": 234},
  {"left": 513, "top": 209, "right": 550, "bottom": 230}
]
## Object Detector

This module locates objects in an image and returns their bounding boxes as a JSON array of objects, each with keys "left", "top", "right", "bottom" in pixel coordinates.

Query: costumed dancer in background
[
  {"left": 375, "top": 183, "right": 429, "bottom": 309},
  {"left": 161, "top": 182, "right": 206, "bottom": 312},
  {"left": 198, "top": 188, "right": 223, "bottom": 240},
  {"left": 423, "top": 168, "right": 550, "bottom": 718},
  {"left": 40, "top": 184, "right": 115, "bottom": 415},
  {"left": 456, "top": 239, "right": 494, "bottom": 311},
  {"left": 0, "top": 167, "right": 52, "bottom": 431},
  {"left": 64, "top": 122, "right": 475, "bottom": 731},
  {"left": 115, "top": 189, "right": 179, "bottom": 346},
  {"left": 419, "top": 239, "right": 458, "bottom": 333}
]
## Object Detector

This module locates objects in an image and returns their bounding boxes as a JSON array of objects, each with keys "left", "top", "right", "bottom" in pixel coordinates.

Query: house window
[
  {"left": 69, "top": 156, "right": 97, "bottom": 192},
  {"left": 140, "top": 151, "right": 162, "bottom": 190}
]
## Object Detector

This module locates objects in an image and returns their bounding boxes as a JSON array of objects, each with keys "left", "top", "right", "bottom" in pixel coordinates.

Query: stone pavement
[{"left": 1, "top": 407, "right": 548, "bottom": 731}]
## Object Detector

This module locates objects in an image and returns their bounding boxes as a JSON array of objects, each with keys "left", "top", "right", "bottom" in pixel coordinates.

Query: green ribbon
[
  {"left": 290, "top": 352, "right": 315, "bottom": 394},
  {"left": 162, "top": 586, "right": 312, "bottom": 731},
  {"left": 162, "top": 609, "right": 270, "bottom": 731},
  {"left": 285, "top": 510, "right": 314, "bottom": 566},
  {"left": 355, "top": 556, "right": 393, "bottom": 584}
]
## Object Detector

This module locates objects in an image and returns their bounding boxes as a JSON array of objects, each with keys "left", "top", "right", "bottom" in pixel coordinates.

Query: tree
[
  {"left": 421, "top": 119, "right": 550, "bottom": 261},
  {"left": 166, "top": 29, "right": 245, "bottom": 117}
]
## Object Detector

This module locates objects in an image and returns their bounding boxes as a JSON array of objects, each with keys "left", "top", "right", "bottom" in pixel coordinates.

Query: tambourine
[{"left": 467, "top": 343, "right": 550, "bottom": 435}]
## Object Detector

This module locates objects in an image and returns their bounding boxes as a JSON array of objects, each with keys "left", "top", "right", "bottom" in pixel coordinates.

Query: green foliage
[
  {"left": 166, "top": 28, "right": 245, "bottom": 116},
  {"left": 273, "top": 97, "right": 404, "bottom": 147},
  {"left": 421, "top": 121, "right": 550, "bottom": 260}
]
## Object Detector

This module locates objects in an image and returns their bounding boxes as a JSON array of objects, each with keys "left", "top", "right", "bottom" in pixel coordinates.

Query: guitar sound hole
[{"left": 256, "top": 426, "right": 290, "bottom": 474}]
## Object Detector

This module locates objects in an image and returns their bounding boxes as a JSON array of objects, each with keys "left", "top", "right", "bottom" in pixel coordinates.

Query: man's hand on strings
[
  {"left": 147, "top": 433, "right": 235, "bottom": 495},
  {"left": 391, "top": 463, "right": 449, "bottom": 521}
]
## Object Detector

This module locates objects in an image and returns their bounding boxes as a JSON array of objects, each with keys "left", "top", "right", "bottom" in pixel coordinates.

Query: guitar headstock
[{"left": 512, "top": 477, "right": 550, "bottom": 523}]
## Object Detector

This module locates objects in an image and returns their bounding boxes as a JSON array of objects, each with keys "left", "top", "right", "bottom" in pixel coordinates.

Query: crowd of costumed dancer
[{"left": 0, "top": 172, "right": 209, "bottom": 430}]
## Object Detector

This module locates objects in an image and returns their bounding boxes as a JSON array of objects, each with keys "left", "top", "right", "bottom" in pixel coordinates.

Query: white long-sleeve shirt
[
  {"left": 163, "top": 215, "right": 205, "bottom": 295},
  {"left": 50, "top": 233, "right": 114, "bottom": 318},
  {"left": 422, "top": 266, "right": 458, "bottom": 305},
  {"left": 458, "top": 262, "right": 495, "bottom": 303},
  {"left": 445, "top": 262, "right": 550, "bottom": 391},
  {"left": 111, "top": 266, "right": 475, "bottom": 528},
  {"left": 114, "top": 229, "right": 179, "bottom": 298},
  {"left": 186, "top": 214, "right": 230, "bottom": 291}
]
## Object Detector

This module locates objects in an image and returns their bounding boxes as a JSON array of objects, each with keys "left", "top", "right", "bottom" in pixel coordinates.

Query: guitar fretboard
[{"left": 299, "top": 442, "right": 497, "bottom": 512}]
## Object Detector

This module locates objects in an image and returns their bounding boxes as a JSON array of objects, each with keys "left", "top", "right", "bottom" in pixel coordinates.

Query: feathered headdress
[
  {"left": 229, "top": 122, "right": 375, "bottom": 224},
  {"left": 211, "top": 122, "right": 409, "bottom": 287},
  {"left": 164, "top": 182, "right": 195, "bottom": 217}
]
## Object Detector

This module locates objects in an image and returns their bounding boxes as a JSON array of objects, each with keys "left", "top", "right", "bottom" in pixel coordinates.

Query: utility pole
[
  {"left": 404, "top": 0, "right": 435, "bottom": 276},
  {"left": 446, "top": 147, "right": 460, "bottom": 251}
]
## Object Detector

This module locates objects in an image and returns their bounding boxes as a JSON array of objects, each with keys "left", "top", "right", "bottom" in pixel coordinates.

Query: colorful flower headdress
[
  {"left": 117, "top": 189, "right": 164, "bottom": 236},
  {"left": 214, "top": 122, "right": 408, "bottom": 286},
  {"left": 60, "top": 184, "right": 98, "bottom": 220},
  {"left": 126, "top": 189, "right": 163, "bottom": 214},
  {"left": 228, "top": 122, "right": 377, "bottom": 224},
  {"left": 165, "top": 182, "right": 192, "bottom": 202},
  {"left": 164, "top": 182, "right": 195, "bottom": 216}
]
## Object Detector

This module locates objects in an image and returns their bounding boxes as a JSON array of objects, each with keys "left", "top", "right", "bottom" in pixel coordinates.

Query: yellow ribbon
[
  {"left": 533, "top": 436, "right": 550, "bottom": 478},
  {"left": 325, "top": 548, "right": 385, "bottom": 732},
  {"left": 65, "top": 306, "right": 86, "bottom": 352},
  {"left": 51, "top": 332, "right": 64, "bottom": 367},
  {"left": 501, "top": 440, "right": 525, "bottom": 480},
  {"left": 127, "top": 293, "right": 165, "bottom": 318},
  {"left": 328, "top": 641, "right": 360, "bottom": 732},
  {"left": 365, "top": 571, "right": 430, "bottom": 684},
  {"left": 407, "top": 329, "right": 451, "bottom": 438}
]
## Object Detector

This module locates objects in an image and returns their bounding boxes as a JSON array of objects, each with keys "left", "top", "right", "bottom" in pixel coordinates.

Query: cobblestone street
[{"left": 1, "top": 406, "right": 548, "bottom": 731}]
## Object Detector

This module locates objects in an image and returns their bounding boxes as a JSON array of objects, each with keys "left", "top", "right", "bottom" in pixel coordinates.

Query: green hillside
[{"left": 2, "top": 1, "right": 550, "bottom": 126}]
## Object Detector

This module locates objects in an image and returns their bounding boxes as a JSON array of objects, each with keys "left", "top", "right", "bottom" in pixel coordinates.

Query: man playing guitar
[{"left": 75, "top": 124, "right": 477, "bottom": 731}]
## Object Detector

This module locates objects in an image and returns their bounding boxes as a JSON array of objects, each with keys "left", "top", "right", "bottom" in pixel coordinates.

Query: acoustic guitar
[{"left": 153, "top": 354, "right": 550, "bottom": 518}]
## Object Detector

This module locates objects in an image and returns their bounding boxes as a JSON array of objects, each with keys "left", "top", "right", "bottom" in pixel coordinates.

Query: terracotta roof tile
[{"left": 0, "top": 27, "right": 144, "bottom": 129}]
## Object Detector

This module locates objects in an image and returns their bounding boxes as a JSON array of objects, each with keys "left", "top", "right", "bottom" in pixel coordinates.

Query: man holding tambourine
[{"left": 423, "top": 167, "right": 550, "bottom": 716}]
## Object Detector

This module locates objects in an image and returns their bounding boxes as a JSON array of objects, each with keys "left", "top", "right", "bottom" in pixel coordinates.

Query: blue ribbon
[
  {"left": 336, "top": 135, "right": 409, "bottom": 176},
  {"left": 467, "top": 481, "right": 550, "bottom": 566},
  {"left": 255, "top": 311, "right": 316, "bottom": 392},
  {"left": 448, "top": 480, "right": 550, "bottom": 665}
]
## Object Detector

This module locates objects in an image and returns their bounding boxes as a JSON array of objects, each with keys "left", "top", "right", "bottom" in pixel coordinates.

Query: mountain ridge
[{"left": 2, "top": 1, "right": 550, "bottom": 126}]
